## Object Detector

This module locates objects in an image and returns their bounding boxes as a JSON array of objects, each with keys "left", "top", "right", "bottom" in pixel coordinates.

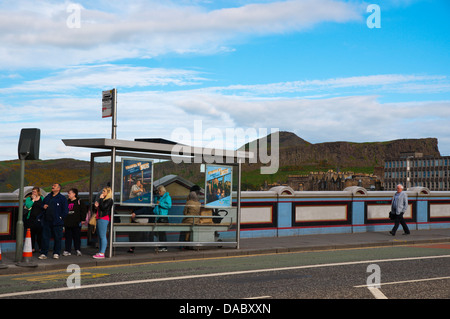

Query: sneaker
[
  {"left": 157, "top": 247, "right": 168, "bottom": 252},
  {"left": 38, "top": 254, "right": 47, "bottom": 260},
  {"left": 76, "top": 250, "right": 82, "bottom": 256},
  {"left": 53, "top": 254, "right": 60, "bottom": 259},
  {"left": 63, "top": 251, "right": 71, "bottom": 256},
  {"left": 93, "top": 253, "right": 105, "bottom": 259}
]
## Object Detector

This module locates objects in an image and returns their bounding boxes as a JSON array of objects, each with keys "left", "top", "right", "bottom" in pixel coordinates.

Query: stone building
[
  {"left": 384, "top": 152, "right": 450, "bottom": 191},
  {"left": 287, "top": 170, "right": 381, "bottom": 191}
]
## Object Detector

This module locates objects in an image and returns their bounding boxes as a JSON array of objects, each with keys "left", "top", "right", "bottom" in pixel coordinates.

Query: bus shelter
[{"left": 62, "top": 137, "right": 252, "bottom": 257}]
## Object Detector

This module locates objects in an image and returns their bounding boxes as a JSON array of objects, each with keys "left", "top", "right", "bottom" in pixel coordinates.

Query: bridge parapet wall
[{"left": 238, "top": 186, "right": 450, "bottom": 238}]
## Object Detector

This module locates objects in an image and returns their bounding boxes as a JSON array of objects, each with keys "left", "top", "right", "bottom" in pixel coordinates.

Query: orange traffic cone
[
  {"left": 16, "top": 228, "right": 37, "bottom": 268},
  {"left": 0, "top": 244, "right": 8, "bottom": 269}
]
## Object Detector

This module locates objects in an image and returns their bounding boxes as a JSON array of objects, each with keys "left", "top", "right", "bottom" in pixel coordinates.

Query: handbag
[
  {"left": 198, "top": 208, "right": 213, "bottom": 224},
  {"left": 89, "top": 214, "right": 97, "bottom": 226},
  {"left": 389, "top": 211, "right": 396, "bottom": 220},
  {"left": 212, "top": 209, "right": 228, "bottom": 224},
  {"left": 89, "top": 209, "right": 97, "bottom": 232}
]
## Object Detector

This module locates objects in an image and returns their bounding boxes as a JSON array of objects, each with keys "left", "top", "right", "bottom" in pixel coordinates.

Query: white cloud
[
  {"left": 208, "top": 74, "right": 450, "bottom": 96},
  {"left": 0, "top": 0, "right": 363, "bottom": 69},
  {"left": 4, "top": 67, "right": 447, "bottom": 97},
  {"left": 0, "top": 65, "right": 206, "bottom": 94}
]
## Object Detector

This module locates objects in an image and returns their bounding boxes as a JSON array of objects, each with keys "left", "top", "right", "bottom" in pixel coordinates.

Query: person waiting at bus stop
[
  {"left": 127, "top": 206, "right": 153, "bottom": 253},
  {"left": 24, "top": 186, "right": 44, "bottom": 252},
  {"left": 93, "top": 186, "right": 113, "bottom": 259},
  {"left": 39, "top": 183, "right": 68, "bottom": 260},
  {"left": 63, "top": 188, "right": 87, "bottom": 257},
  {"left": 153, "top": 185, "right": 172, "bottom": 252},
  {"left": 179, "top": 191, "right": 201, "bottom": 244}
]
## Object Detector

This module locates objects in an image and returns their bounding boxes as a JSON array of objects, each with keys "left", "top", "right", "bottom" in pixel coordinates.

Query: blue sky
[{"left": 1, "top": 0, "right": 449, "bottom": 161}]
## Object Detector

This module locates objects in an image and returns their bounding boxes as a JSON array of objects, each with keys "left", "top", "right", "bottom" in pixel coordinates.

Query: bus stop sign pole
[{"left": 15, "top": 128, "right": 40, "bottom": 262}]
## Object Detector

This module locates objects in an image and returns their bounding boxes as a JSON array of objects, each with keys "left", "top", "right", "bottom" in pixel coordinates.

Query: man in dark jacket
[{"left": 38, "top": 183, "right": 68, "bottom": 259}]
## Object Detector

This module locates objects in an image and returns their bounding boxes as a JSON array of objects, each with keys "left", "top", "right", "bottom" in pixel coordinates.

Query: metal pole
[
  {"left": 108, "top": 148, "right": 116, "bottom": 258},
  {"left": 15, "top": 159, "right": 25, "bottom": 262},
  {"left": 111, "top": 88, "right": 117, "bottom": 140},
  {"left": 237, "top": 158, "right": 242, "bottom": 249},
  {"left": 108, "top": 88, "right": 117, "bottom": 258},
  {"left": 88, "top": 153, "right": 94, "bottom": 246},
  {"left": 406, "top": 156, "right": 412, "bottom": 189}
]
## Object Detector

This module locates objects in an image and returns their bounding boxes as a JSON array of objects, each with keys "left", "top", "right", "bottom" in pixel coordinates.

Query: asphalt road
[{"left": 1, "top": 243, "right": 449, "bottom": 302}]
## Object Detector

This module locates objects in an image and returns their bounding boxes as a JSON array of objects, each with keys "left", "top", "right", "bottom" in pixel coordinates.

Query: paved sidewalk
[{"left": 1, "top": 228, "right": 449, "bottom": 275}]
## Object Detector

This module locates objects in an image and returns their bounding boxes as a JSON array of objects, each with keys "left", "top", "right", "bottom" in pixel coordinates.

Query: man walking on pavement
[
  {"left": 39, "top": 183, "right": 68, "bottom": 259},
  {"left": 390, "top": 184, "right": 410, "bottom": 236}
]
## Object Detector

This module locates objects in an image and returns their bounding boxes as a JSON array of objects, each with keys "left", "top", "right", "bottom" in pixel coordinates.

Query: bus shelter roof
[{"left": 62, "top": 138, "right": 253, "bottom": 162}]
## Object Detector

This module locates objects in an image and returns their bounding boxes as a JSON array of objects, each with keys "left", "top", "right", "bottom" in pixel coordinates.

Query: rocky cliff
[{"left": 271, "top": 131, "right": 440, "bottom": 169}]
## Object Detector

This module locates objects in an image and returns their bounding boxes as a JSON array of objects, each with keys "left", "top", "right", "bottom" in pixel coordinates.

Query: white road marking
[
  {"left": 1, "top": 254, "right": 450, "bottom": 298},
  {"left": 355, "top": 275, "right": 450, "bottom": 288},
  {"left": 367, "top": 287, "right": 388, "bottom": 299}
]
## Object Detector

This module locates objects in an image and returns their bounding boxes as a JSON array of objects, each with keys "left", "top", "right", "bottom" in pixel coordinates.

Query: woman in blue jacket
[{"left": 154, "top": 185, "right": 172, "bottom": 252}]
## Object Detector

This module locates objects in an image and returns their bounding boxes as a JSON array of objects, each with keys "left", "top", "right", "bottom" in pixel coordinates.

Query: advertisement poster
[
  {"left": 205, "top": 165, "right": 232, "bottom": 208},
  {"left": 120, "top": 158, "right": 153, "bottom": 206}
]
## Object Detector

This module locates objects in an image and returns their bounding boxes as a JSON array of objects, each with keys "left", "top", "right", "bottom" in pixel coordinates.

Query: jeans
[
  {"left": 97, "top": 219, "right": 109, "bottom": 254},
  {"left": 40, "top": 221, "right": 63, "bottom": 256}
]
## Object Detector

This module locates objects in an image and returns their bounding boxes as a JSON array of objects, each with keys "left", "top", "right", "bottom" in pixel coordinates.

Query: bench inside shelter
[{"left": 113, "top": 214, "right": 234, "bottom": 249}]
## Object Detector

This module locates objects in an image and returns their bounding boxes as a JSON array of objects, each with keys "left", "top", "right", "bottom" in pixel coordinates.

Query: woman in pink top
[{"left": 93, "top": 187, "right": 113, "bottom": 259}]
